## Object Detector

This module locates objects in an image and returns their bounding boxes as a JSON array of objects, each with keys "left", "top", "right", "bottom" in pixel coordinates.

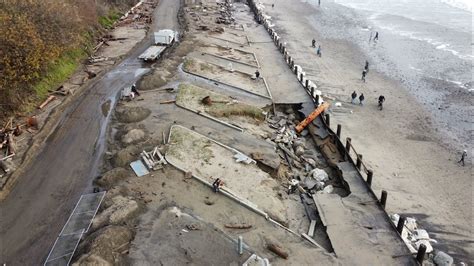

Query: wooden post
[
  {"left": 396, "top": 216, "right": 406, "bottom": 235},
  {"left": 305, "top": 79, "right": 309, "bottom": 89},
  {"left": 299, "top": 73, "right": 303, "bottom": 82},
  {"left": 356, "top": 154, "right": 363, "bottom": 170},
  {"left": 367, "top": 170, "right": 373, "bottom": 187},
  {"left": 416, "top": 244, "right": 427, "bottom": 264},
  {"left": 336, "top": 124, "right": 342, "bottom": 138},
  {"left": 380, "top": 190, "right": 387, "bottom": 209},
  {"left": 311, "top": 87, "right": 315, "bottom": 97},
  {"left": 325, "top": 113, "right": 330, "bottom": 127},
  {"left": 345, "top": 138, "right": 352, "bottom": 154}
]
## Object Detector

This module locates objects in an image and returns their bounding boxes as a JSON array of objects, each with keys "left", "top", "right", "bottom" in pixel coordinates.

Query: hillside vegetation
[{"left": 0, "top": 0, "right": 137, "bottom": 120}]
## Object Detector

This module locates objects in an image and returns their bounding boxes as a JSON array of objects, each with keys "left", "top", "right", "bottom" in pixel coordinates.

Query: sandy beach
[{"left": 261, "top": 0, "right": 472, "bottom": 262}]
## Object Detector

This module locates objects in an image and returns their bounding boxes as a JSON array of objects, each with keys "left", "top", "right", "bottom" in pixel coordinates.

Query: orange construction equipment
[{"left": 295, "top": 102, "right": 330, "bottom": 133}]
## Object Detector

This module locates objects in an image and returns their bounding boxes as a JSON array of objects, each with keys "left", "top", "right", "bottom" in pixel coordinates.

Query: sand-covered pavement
[{"left": 260, "top": 0, "right": 472, "bottom": 262}]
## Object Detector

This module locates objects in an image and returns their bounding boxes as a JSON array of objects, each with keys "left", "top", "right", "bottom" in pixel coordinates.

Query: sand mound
[
  {"left": 113, "top": 146, "right": 140, "bottom": 167},
  {"left": 92, "top": 195, "right": 139, "bottom": 230},
  {"left": 74, "top": 225, "right": 133, "bottom": 265},
  {"left": 116, "top": 107, "right": 151, "bottom": 123},
  {"left": 121, "top": 128, "right": 146, "bottom": 145}
]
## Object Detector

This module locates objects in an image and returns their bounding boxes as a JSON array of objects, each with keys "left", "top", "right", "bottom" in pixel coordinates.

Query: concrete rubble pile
[
  {"left": 390, "top": 214, "right": 456, "bottom": 266},
  {"left": 265, "top": 109, "right": 333, "bottom": 195},
  {"left": 216, "top": 0, "right": 235, "bottom": 25}
]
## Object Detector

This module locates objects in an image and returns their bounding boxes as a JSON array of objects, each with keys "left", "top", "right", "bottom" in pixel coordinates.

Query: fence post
[
  {"left": 345, "top": 138, "right": 351, "bottom": 154},
  {"left": 367, "top": 170, "right": 373, "bottom": 187},
  {"left": 336, "top": 124, "right": 342, "bottom": 138},
  {"left": 416, "top": 244, "right": 427, "bottom": 264},
  {"left": 396, "top": 216, "right": 406, "bottom": 235},
  {"left": 325, "top": 113, "right": 330, "bottom": 127},
  {"left": 380, "top": 190, "right": 387, "bottom": 209},
  {"left": 356, "top": 154, "right": 363, "bottom": 170}
]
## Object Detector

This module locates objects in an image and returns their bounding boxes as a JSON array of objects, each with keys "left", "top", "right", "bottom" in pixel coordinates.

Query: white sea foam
[{"left": 440, "top": 0, "right": 473, "bottom": 12}]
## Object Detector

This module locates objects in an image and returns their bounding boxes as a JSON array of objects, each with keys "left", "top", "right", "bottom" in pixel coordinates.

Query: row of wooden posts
[{"left": 246, "top": 0, "right": 426, "bottom": 264}]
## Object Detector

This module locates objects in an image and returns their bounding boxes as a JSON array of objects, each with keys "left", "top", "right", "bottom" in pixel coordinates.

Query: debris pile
[
  {"left": 116, "top": 0, "right": 157, "bottom": 27},
  {"left": 130, "top": 146, "right": 167, "bottom": 177},
  {"left": 0, "top": 117, "right": 37, "bottom": 180},
  {"left": 265, "top": 110, "right": 333, "bottom": 195},
  {"left": 390, "top": 214, "right": 457, "bottom": 264},
  {"left": 216, "top": 0, "right": 235, "bottom": 25}
]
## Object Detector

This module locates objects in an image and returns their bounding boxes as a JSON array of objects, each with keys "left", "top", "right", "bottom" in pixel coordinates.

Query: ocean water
[{"left": 307, "top": 0, "right": 473, "bottom": 148}]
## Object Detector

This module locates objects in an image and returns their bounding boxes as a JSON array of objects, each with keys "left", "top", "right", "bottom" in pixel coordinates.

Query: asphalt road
[{"left": 0, "top": 0, "right": 180, "bottom": 264}]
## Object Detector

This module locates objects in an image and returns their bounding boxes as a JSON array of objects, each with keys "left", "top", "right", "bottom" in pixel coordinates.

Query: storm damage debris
[
  {"left": 216, "top": 0, "right": 235, "bottom": 25},
  {"left": 130, "top": 146, "right": 167, "bottom": 177},
  {"left": 391, "top": 214, "right": 434, "bottom": 254},
  {"left": 265, "top": 108, "right": 334, "bottom": 195}
]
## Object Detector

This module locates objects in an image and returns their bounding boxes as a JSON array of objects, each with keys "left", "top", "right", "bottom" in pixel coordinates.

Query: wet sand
[{"left": 261, "top": 0, "right": 472, "bottom": 262}]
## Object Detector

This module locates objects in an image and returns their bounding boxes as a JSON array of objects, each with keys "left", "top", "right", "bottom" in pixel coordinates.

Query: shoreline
[
  {"left": 261, "top": 0, "right": 472, "bottom": 263},
  {"left": 307, "top": 0, "right": 473, "bottom": 153}
]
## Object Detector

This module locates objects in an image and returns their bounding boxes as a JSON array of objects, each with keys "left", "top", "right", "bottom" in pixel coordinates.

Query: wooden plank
[{"left": 308, "top": 219, "right": 316, "bottom": 237}]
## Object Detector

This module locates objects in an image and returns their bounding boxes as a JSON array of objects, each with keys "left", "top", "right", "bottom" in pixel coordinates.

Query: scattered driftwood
[
  {"left": 267, "top": 243, "right": 288, "bottom": 259},
  {"left": 141, "top": 87, "right": 175, "bottom": 93},
  {"left": 224, "top": 223, "right": 252, "bottom": 229},
  {"left": 277, "top": 143, "right": 301, "bottom": 162},
  {"left": 7, "top": 133, "right": 16, "bottom": 155},
  {"left": 160, "top": 100, "right": 176, "bottom": 104},
  {"left": 201, "top": 96, "right": 229, "bottom": 106},
  {"left": 38, "top": 96, "right": 56, "bottom": 109}
]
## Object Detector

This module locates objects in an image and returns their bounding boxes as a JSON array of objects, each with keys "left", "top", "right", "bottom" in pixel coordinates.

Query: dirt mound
[
  {"left": 74, "top": 225, "right": 133, "bottom": 265},
  {"left": 116, "top": 107, "right": 151, "bottom": 123},
  {"left": 112, "top": 146, "right": 140, "bottom": 167},
  {"left": 72, "top": 254, "right": 111, "bottom": 266},
  {"left": 95, "top": 168, "right": 130, "bottom": 189},
  {"left": 121, "top": 128, "right": 146, "bottom": 145},
  {"left": 139, "top": 70, "right": 170, "bottom": 90}
]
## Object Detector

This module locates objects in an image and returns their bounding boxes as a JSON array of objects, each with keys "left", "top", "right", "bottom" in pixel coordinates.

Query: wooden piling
[
  {"left": 396, "top": 216, "right": 406, "bottom": 235},
  {"left": 336, "top": 124, "right": 342, "bottom": 138},
  {"left": 380, "top": 190, "right": 387, "bottom": 209},
  {"left": 356, "top": 154, "right": 363, "bottom": 170},
  {"left": 367, "top": 170, "right": 373, "bottom": 187},
  {"left": 345, "top": 138, "right": 351, "bottom": 153},
  {"left": 416, "top": 244, "right": 427, "bottom": 264}
]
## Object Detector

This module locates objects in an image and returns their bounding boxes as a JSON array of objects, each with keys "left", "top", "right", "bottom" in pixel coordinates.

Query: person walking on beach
[
  {"left": 316, "top": 45, "right": 321, "bottom": 57},
  {"left": 255, "top": 69, "right": 260, "bottom": 80},
  {"left": 351, "top": 91, "right": 357, "bottom": 104},
  {"left": 374, "top": 31, "right": 379, "bottom": 42},
  {"left": 359, "top": 93, "right": 365, "bottom": 105},
  {"left": 365, "top": 60, "right": 369, "bottom": 73},
  {"left": 361, "top": 69, "right": 367, "bottom": 82},
  {"left": 131, "top": 83, "right": 140, "bottom": 97},
  {"left": 312, "top": 39, "right": 316, "bottom": 48},
  {"left": 458, "top": 150, "right": 467, "bottom": 166},
  {"left": 212, "top": 178, "right": 223, "bottom": 192},
  {"left": 378, "top": 95, "right": 385, "bottom": 110}
]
